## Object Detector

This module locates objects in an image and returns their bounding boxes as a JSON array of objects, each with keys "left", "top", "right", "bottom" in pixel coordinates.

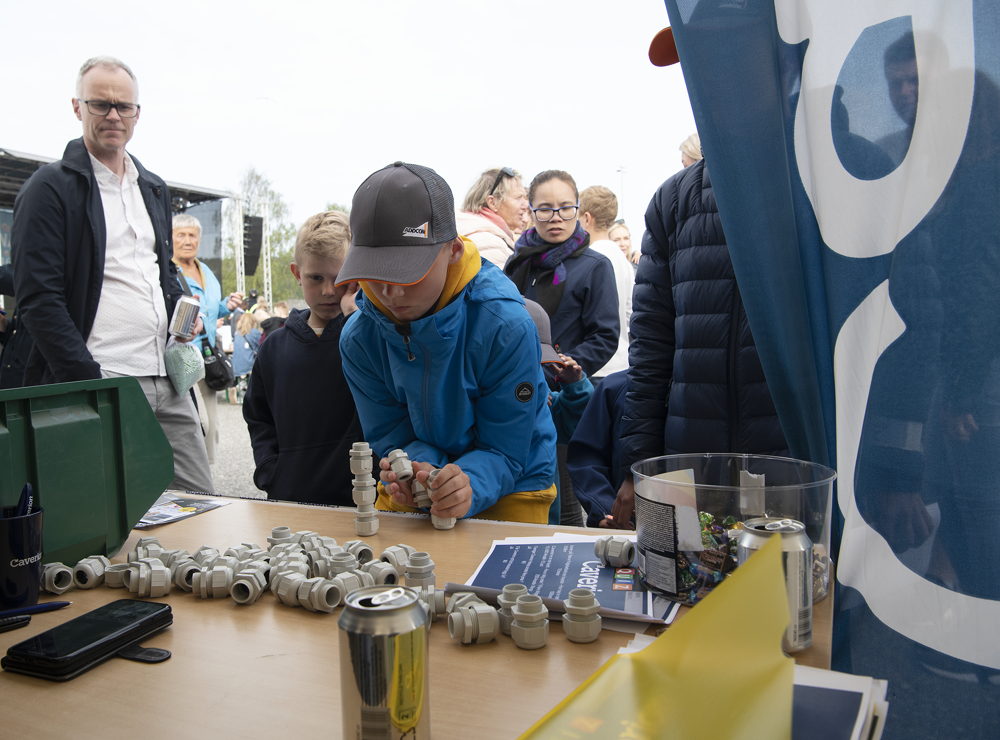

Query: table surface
[{"left": 0, "top": 498, "right": 832, "bottom": 739}]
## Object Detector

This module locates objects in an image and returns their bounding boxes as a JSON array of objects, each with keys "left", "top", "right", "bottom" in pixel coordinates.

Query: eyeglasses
[
  {"left": 531, "top": 204, "right": 580, "bottom": 222},
  {"left": 80, "top": 100, "right": 140, "bottom": 118},
  {"left": 488, "top": 167, "right": 516, "bottom": 197}
]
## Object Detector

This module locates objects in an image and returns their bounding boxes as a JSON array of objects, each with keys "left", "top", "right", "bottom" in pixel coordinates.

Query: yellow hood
[{"left": 360, "top": 237, "right": 482, "bottom": 324}]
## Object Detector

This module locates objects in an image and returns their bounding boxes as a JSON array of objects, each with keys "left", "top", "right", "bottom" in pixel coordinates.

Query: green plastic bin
[{"left": 0, "top": 377, "right": 174, "bottom": 565}]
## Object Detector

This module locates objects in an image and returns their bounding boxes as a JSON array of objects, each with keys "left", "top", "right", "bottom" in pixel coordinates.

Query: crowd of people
[{"left": 7, "top": 54, "right": 782, "bottom": 530}]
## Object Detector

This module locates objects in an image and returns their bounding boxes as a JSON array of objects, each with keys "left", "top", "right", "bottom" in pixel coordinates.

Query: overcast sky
[{"left": 1, "top": 1, "right": 696, "bottom": 246}]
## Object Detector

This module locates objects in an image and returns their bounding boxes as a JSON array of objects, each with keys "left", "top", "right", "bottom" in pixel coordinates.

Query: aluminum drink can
[
  {"left": 168, "top": 295, "right": 201, "bottom": 340},
  {"left": 338, "top": 586, "right": 431, "bottom": 739},
  {"left": 737, "top": 517, "right": 813, "bottom": 653}
]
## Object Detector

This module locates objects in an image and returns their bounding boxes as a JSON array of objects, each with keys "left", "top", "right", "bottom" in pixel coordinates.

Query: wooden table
[{"left": 0, "top": 498, "right": 832, "bottom": 739}]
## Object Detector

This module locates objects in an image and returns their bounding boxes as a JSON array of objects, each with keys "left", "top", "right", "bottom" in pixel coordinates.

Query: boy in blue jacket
[
  {"left": 337, "top": 162, "right": 557, "bottom": 523},
  {"left": 243, "top": 211, "right": 365, "bottom": 505}
]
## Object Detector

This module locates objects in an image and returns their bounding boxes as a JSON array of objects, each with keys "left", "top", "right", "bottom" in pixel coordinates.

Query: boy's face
[
  {"left": 368, "top": 239, "right": 463, "bottom": 323},
  {"left": 290, "top": 253, "right": 353, "bottom": 327}
]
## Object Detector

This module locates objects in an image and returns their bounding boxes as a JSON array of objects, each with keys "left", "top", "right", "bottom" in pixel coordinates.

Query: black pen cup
[{"left": 0, "top": 508, "right": 44, "bottom": 610}]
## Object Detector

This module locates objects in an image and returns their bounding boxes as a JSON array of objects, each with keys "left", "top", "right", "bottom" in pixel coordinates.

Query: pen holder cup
[
  {"left": 632, "top": 454, "right": 836, "bottom": 606},
  {"left": 0, "top": 508, "right": 44, "bottom": 609}
]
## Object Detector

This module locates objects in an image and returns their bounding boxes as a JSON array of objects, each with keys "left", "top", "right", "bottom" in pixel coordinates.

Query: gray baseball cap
[
  {"left": 338, "top": 161, "right": 458, "bottom": 285},
  {"left": 524, "top": 299, "right": 564, "bottom": 366}
]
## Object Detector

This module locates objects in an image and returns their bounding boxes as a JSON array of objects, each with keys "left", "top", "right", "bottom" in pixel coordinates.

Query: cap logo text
[{"left": 402, "top": 222, "right": 429, "bottom": 238}]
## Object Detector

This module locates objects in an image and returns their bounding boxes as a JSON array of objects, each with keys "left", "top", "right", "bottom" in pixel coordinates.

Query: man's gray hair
[
  {"left": 172, "top": 213, "right": 202, "bottom": 235},
  {"left": 461, "top": 167, "right": 522, "bottom": 213},
  {"left": 76, "top": 56, "right": 139, "bottom": 101}
]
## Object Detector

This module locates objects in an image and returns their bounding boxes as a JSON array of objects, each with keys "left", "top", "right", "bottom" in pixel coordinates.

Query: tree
[
  {"left": 325, "top": 202, "right": 351, "bottom": 215},
  {"left": 221, "top": 168, "right": 300, "bottom": 304}
]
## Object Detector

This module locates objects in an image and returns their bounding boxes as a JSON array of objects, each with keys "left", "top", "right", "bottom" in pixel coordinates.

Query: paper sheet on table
[{"left": 519, "top": 535, "right": 794, "bottom": 740}]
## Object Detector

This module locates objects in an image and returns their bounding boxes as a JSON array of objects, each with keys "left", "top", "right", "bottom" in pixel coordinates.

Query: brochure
[{"left": 135, "top": 492, "right": 231, "bottom": 529}]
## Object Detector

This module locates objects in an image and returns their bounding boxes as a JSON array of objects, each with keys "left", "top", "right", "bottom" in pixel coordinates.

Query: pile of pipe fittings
[
  {"left": 388, "top": 449, "right": 456, "bottom": 531},
  {"left": 350, "top": 442, "right": 378, "bottom": 537}
]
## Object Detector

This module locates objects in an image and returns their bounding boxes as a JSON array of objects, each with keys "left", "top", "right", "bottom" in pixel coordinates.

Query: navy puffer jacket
[{"left": 620, "top": 159, "right": 787, "bottom": 476}]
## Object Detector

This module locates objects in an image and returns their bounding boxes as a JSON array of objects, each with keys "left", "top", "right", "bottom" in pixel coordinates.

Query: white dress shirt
[
  {"left": 589, "top": 239, "right": 634, "bottom": 377},
  {"left": 86, "top": 152, "right": 169, "bottom": 377}
]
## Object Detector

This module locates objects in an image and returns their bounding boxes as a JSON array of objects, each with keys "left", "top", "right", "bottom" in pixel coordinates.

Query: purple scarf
[{"left": 504, "top": 223, "right": 590, "bottom": 316}]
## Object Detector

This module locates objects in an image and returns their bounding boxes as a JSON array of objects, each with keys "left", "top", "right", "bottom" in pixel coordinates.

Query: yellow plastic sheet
[{"left": 519, "top": 535, "right": 794, "bottom": 740}]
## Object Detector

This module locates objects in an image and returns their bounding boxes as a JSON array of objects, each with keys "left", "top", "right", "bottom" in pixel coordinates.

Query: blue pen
[
  {"left": 15, "top": 483, "right": 33, "bottom": 518},
  {"left": 0, "top": 601, "right": 71, "bottom": 619}
]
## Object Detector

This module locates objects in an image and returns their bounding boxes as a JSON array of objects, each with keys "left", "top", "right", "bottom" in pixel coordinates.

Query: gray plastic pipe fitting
[
  {"left": 192, "top": 546, "right": 221, "bottom": 566},
  {"left": 350, "top": 442, "right": 373, "bottom": 476},
  {"left": 405, "top": 552, "right": 435, "bottom": 590},
  {"left": 380, "top": 544, "right": 417, "bottom": 572},
  {"left": 497, "top": 583, "right": 528, "bottom": 635},
  {"left": 297, "top": 577, "right": 342, "bottom": 612},
  {"left": 330, "top": 570, "right": 365, "bottom": 598},
  {"left": 125, "top": 559, "right": 170, "bottom": 598},
  {"left": 562, "top": 589, "right": 602, "bottom": 643},
  {"left": 446, "top": 592, "right": 484, "bottom": 615},
  {"left": 343, "top": 540, "right": 374, "bottom": 564},
  {"left": 231, "top": 570, "right": 268, "bottom": 606},
  {"left": 103, "top": 563, "right": 133, "bottom": 589},
  {"left": 173, "top": 559, "right": 200, "bottom": 592},
  {"left": 426, "top": 470, "right": 457, "bottom": 530},
  {"left": 418, "top": 587, "right": 447, "bottom": 621},
  {"left": 276, "top": 571, "right": 308, "bottom": 606},
  {"left": 511, "top": 594, "right": 549, "bottom": 650},
  {"left": 224, "top": 545, "right": 251, "bottom": 561},
  {"left": 594, "top": 536, "right": 634, "bottom": 568},
  {"left": 128, "top": 543, "right": 163, "bottom": 563},
  {"left": 73, "top": 556, "right": 111, "bottom": 589},
  {"left": 41, "top": 563, "right": 74, "bottom": 594},
  {"left": 449, "top": 602, "right": 501, "bottom": 645},
  {"left": 411, "top": 477, "right": 432, "bottom": 509},
  {"left": 386, "top": 449, "right": 413, "bottom": 481},
  {"left": 594, "top": 536, "right": 635, "bottom": 568},
  {"left": 360, "top": 560, "right": 399, "bottom": 585},
  {"left": 267, "top": 527, "right": 294, "bottom": 547},
  {"left": 136, "top": 536, "right": 162, "bottom": 549},
  {"left": 354, "top": 504, "right": 379, "bottom": 537}
]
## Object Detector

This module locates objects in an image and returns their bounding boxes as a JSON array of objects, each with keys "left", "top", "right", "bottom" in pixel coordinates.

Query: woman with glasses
[{"left": 504, "top": 170, "right": 620, "bottom": 382}]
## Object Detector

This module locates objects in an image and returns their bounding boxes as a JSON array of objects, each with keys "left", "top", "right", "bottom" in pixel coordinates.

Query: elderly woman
[
  {"left": 455, "top": 166, "right": 529, "bottom": 269},
  {"left": 172, "top": 213, "right": 243, "bottom": 464}
]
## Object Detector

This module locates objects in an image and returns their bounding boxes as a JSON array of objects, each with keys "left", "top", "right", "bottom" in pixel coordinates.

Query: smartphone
[{"left": 1, "top": 599, "right": 172, "bottom": 681}]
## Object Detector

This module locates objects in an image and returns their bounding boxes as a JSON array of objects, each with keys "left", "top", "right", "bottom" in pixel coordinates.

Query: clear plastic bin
[{"left": 632, "top": 454, "right": 836, "bottom": 605}]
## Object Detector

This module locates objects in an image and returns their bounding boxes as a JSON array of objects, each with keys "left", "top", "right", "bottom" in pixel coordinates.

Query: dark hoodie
[{"left": 243, "top": 307, "right": 365, "bottom": 505}]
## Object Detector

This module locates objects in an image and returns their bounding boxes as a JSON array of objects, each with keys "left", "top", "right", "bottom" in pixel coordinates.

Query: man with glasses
[
  {"left": 11, "top": 56, "right": 215, "bottom": 495},
  {"left": 456, "top": 166, "right": 529, "bottom": 268}
]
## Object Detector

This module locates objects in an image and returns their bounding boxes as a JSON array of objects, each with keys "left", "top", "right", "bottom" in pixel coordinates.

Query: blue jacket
[
  {"left": 621, "top": 159, "right": 788, "bottom": 477},
  {"left": 178, "top": 260, "right": 229, "bottom": 343},
  {"left": 12, "top": 138, "right": 181, "bottom": 386},
  {"left": 340, "top": 260, "right": 557, "bottom": 517},
  {"left": 232, "top": 328, "right": 261, "bottom": 377},
  {"left": 243, "top": 308, "right": 364, "bottom": 505},
  {"left": 567, "top": 370, "right": 628, "bottom": 527}
]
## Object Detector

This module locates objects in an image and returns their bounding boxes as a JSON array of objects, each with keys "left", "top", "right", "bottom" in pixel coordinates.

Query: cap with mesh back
[{"left": 337, "top": 161, "right": 458, "bottom": 285}]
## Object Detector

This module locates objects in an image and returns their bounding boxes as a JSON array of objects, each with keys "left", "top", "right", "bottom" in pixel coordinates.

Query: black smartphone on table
[{"left": 1, "top": 599, "right": 172, "bottom": 681}]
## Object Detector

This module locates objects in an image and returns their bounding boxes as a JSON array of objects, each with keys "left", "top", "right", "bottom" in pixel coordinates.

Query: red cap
[{"left": 649, "top": 27, "right": 680, "bottom": 67}]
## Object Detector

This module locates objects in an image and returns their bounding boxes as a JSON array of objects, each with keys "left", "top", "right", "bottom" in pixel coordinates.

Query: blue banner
[{"left": 663, "top": 1, "right": 1000, "bottom": 736}]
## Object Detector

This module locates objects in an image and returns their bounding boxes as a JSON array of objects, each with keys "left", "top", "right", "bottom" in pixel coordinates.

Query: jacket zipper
[
  {"left": 728, "top": 280, "right": 743, "bottom": 452},
  {"left": 395, "top": 323, "right": 415, "bottom": 361}
]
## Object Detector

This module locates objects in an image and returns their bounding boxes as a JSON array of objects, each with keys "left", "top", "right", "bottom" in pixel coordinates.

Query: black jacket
[
  {"left": 243, "top": 308, "right": 366, "bottom": 505},
  {"left": 11, "top": 137, "right": 180, "bottom": 386},
  {"left": 620, "top": 159, "right": 787, "bottom": 475},
  {"left": 0, "top": 264, "right": 33, "bottom": 389}
]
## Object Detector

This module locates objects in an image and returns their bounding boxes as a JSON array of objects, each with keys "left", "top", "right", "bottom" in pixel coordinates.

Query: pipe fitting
[
  {"left": 353, "top": 518, "right": 379, "bottom": 537},
  {"left": 360, "top": 560, "right": 399, "bottom": 585},
  {"left": 231, "top": 569, "right": 268, "bottom": 605},
  {"left": 192, "top": 546, "right": 220, "bottom": 566},
  {"left": 448, "top": 602, "right": 501, "bottom": 644},
  {"left": 276, "top": 571, "right": 308, "bottom": 606},
  {"left": 210, "top": 564, "right": 233, "bottom": 599},
  {"left": 594, "top": 536, "right": 635, "bottom": 568},
  {"left": 141, "top": 558, "right": 172, "bottom": 598},
  {"left": 163, "top": 550, "right": 192, "bottom": 568},
  {"left": 174, "top": 559, "right": 200, "bottom": 592},
  {"left": 224, "top": 545, "right": 252, "bottom": 561},
  {"left": 41, "top": 563, "right": 74, "bottom": 594},
  {"left": 73, "top": 555, "right": 111, "bottom": 589},
  {"left": 386, "top": 449, "right": 413, "bottom": 482},
  {"left": 331, "top": 570, "right": 365, "bottom": 598},
  {"left": 497, "top": 583, "right": 528, "bottom": 635},
  {"left": 562, "top": 589, "right": 602, "bottom": 643},
  {"left": 299, "top": 577, "right": 342, "bottom": 612},
  {"left": 352, "top": 480, "right": 377, "bottom": 506},
  {"left": 446, "top": 592, "right": 484, "bottom": 615},
  {"left": 411, "top": 477, "right": 432, "bottom": 509},
  {"left": 136, "top": 536, "right": 162, "bottom": 549},
  {"left": 511, "top": 594, "right": 549, "bottom": 650},
  {"left": 128, "top": 543, "right": 163, "bottom": 562},
  {"left": 431, "top": 514, "right": 456, "bottom": 531},
  {"left": 103, "top": 563, "right": 132, "bottom": 589},
  {"left": 343, "top": 540, "right": 374, "bottom": 564},
  {"left": 404, "top": 552, "right": 435, "bottom": 590},
  {"left": 292, "top": 530, "right": 319, "bottom": 544},
  {"left": 267, "top": 527, "right": 294, "bottom": 547},
  {"left": 380, "top": 544, "right": 417, "bottom": 572}
]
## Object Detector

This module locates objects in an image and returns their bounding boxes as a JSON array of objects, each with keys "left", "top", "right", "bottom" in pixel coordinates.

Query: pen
[
  {"left": 15, "top": 483, "right": 34, "bottom": 517},
  {"left": 0, "top": 601, "right": 72, "bottom": 619}
]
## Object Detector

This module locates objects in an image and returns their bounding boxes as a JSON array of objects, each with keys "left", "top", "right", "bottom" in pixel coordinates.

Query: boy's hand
[
  {"left": 554, "top": 354, "right": 583, "bottom": 384},
  {"left": 379, "top": 459, "right": 434, "bottom": 508},
  {"left": 427, "top": 463, "right": 473, "bottom": 519},
  {"left": 609, "top": 478, "right": 636, "bottom": 530}
]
